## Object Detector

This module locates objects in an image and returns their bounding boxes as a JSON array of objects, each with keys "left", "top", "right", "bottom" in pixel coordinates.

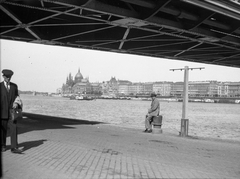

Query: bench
[{"left": 152, "top": 115, "right": 163, "bottom": 134}]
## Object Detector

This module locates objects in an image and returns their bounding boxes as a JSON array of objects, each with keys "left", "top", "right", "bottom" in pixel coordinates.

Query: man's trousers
[
  {"left": 1, "top": 119, "right": 18, "bottom": 149},
  {"left": 145, "top": 115, "right": 154, "bottom": 130}
]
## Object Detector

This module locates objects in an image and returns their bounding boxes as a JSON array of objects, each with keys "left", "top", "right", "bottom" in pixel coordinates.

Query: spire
[{"left": 66, "top": 76, "right": 69, "bottom": 84}]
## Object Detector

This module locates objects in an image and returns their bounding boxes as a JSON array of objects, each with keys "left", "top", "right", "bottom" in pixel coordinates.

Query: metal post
[
  {"left": 182, "top": 66, "right": 189, "bottom": 119},
  {"left": 170, "top": 66, "right": 204, "bottom": 137},
  {"left": 181, "top": 66, "right": 189, "bottom": 137}
]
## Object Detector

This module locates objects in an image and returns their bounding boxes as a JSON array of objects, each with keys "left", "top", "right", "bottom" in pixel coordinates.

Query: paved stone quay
[{"left": 2, "top": 113, "right": 240, "bottom": 179}]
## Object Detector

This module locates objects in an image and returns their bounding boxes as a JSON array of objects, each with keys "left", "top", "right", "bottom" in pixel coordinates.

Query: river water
[{"left": 20, "top": 94, "right": 240, "bottom": 142}]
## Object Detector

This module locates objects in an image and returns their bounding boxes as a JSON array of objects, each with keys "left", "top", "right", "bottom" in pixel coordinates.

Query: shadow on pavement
[
  {"left": 18, "top": 139, "right": 47, "bottom": 152},
  {"left": 16, "top": 112, "right": 106, "bottom": 135},
  {"left": 6, "top": 139, "right": 48, "bottom": 152}
]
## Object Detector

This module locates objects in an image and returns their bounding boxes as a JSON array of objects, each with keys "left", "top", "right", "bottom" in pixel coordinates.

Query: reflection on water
[{"left": 20, "top": 94, "right": 240, "bottom": 141}]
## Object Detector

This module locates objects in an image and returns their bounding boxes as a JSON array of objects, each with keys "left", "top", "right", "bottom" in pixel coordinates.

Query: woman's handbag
[{"left": 10, "top": 108, "right": 23, "bottom": 121}]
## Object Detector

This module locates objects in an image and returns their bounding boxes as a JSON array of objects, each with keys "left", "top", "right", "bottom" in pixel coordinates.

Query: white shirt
[{"left": 4, "top": 81, "right": 10, "bottom": 90}]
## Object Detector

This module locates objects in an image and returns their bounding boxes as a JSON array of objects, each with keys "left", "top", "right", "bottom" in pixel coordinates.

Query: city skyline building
[{"left": 60, "top": 69, "right": 240, "bottom": 98}]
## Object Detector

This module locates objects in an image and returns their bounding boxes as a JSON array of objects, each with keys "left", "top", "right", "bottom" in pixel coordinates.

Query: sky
[{"left": 1, "top": 39, "right": 240, "bottom": 93}]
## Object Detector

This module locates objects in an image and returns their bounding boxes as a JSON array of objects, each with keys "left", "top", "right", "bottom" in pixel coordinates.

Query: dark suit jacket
[{"left": 0, "top": 81, "right": 19, "bottom": 119}]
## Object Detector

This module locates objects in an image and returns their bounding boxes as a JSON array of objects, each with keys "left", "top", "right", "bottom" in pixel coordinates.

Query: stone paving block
[{"left": 2, "top": 116, "right": 240, "bottom": 179}]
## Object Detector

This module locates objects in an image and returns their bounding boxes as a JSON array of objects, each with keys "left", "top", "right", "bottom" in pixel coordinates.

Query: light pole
[{"left": 170, "top": 66, "right": 204, "bottom": 137}]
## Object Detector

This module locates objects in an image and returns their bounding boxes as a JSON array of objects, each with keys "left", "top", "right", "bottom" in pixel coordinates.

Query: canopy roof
[{"left": 1, "top": 0, "right": 240, "bottom": 68}]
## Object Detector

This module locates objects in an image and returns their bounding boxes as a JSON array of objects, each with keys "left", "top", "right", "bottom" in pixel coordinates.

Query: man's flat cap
[{"left": 2, "top": 69, "right": 14, "bottom": 77}]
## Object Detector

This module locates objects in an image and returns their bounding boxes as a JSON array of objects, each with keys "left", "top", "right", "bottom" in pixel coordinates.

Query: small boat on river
[
  {"left": 69, "top": 94, "right": 95, "bottom": 101},
  {"left": 76, "top": 95, "right": 94, "bottom": 101}
]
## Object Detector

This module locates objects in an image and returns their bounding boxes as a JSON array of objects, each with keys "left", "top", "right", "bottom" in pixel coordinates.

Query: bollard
[{"left": 152, "top": 115, "right": 163, "bottom": 134}]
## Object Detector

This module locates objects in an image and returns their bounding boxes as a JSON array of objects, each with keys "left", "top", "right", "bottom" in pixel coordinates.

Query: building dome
[{"left": 75, "top": 68, "right": 83, "bottom": 83}]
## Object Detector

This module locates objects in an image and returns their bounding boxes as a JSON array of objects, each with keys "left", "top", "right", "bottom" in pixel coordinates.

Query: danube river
[{"left": 20, "top": 94, "right": 240, "bottom": 142}]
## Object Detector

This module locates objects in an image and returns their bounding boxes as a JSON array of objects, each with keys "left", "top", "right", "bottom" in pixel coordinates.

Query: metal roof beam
[
  {"left": 129, "top": 40, "right": 193, "bottom": 51},
  {"left": 213, "top": 53, "right": 240, "bottom": 62},
  {"left": 93, "top": 33, "right": 163, "bottom": 47},
  {"left": 180, "top": 51, "right": 239, "bottom": 58},
  {"left": 181, "top": 0, "right": 240, "bottom": 20},
  {"left": 119, "top": 28, "right": 130, "bottom": 49},
  {"left": 0, "top": 4, "right": 40, "bottom": 39},
  {"left": 53, "top": 25, "right": 115, "bottom": 41},
  {"left": 174, "top": 42, "right": 203, "bottom": 57},
  {"left": 121, "top": 0, "right": 232, "bottom": 31},
  {"left": 40, "top": 0, "right": 240, "bottom": 47},
  {"left": 141, "top": 0, "right": 171, "bottom": 20}
]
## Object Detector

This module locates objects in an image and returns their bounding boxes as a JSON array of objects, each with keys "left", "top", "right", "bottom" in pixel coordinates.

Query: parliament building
[{"left": 61, "top": 68, "right": 102, "bottom": 95}]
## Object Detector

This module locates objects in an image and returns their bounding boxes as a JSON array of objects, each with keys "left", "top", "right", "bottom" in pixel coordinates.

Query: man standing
[
  {"left": 144, "top": 92, "right": 160, "bottom": 133},
  {"left": 1, "top": 69, "right": 22, "bottom": 153}
]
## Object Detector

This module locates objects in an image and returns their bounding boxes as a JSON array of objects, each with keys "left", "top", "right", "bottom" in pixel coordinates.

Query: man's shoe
[
  {"left": 11, "top": 148, "right": 23, "bottom": 154},
  {"left": 143, "top": 129, "right": 148, "bottom": 132},
  {"left": 2, "top": 147, "right": 7, "bottom": 152},
  {"left": 147, "top": 129, "right": 152, "bottom": 133}
]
